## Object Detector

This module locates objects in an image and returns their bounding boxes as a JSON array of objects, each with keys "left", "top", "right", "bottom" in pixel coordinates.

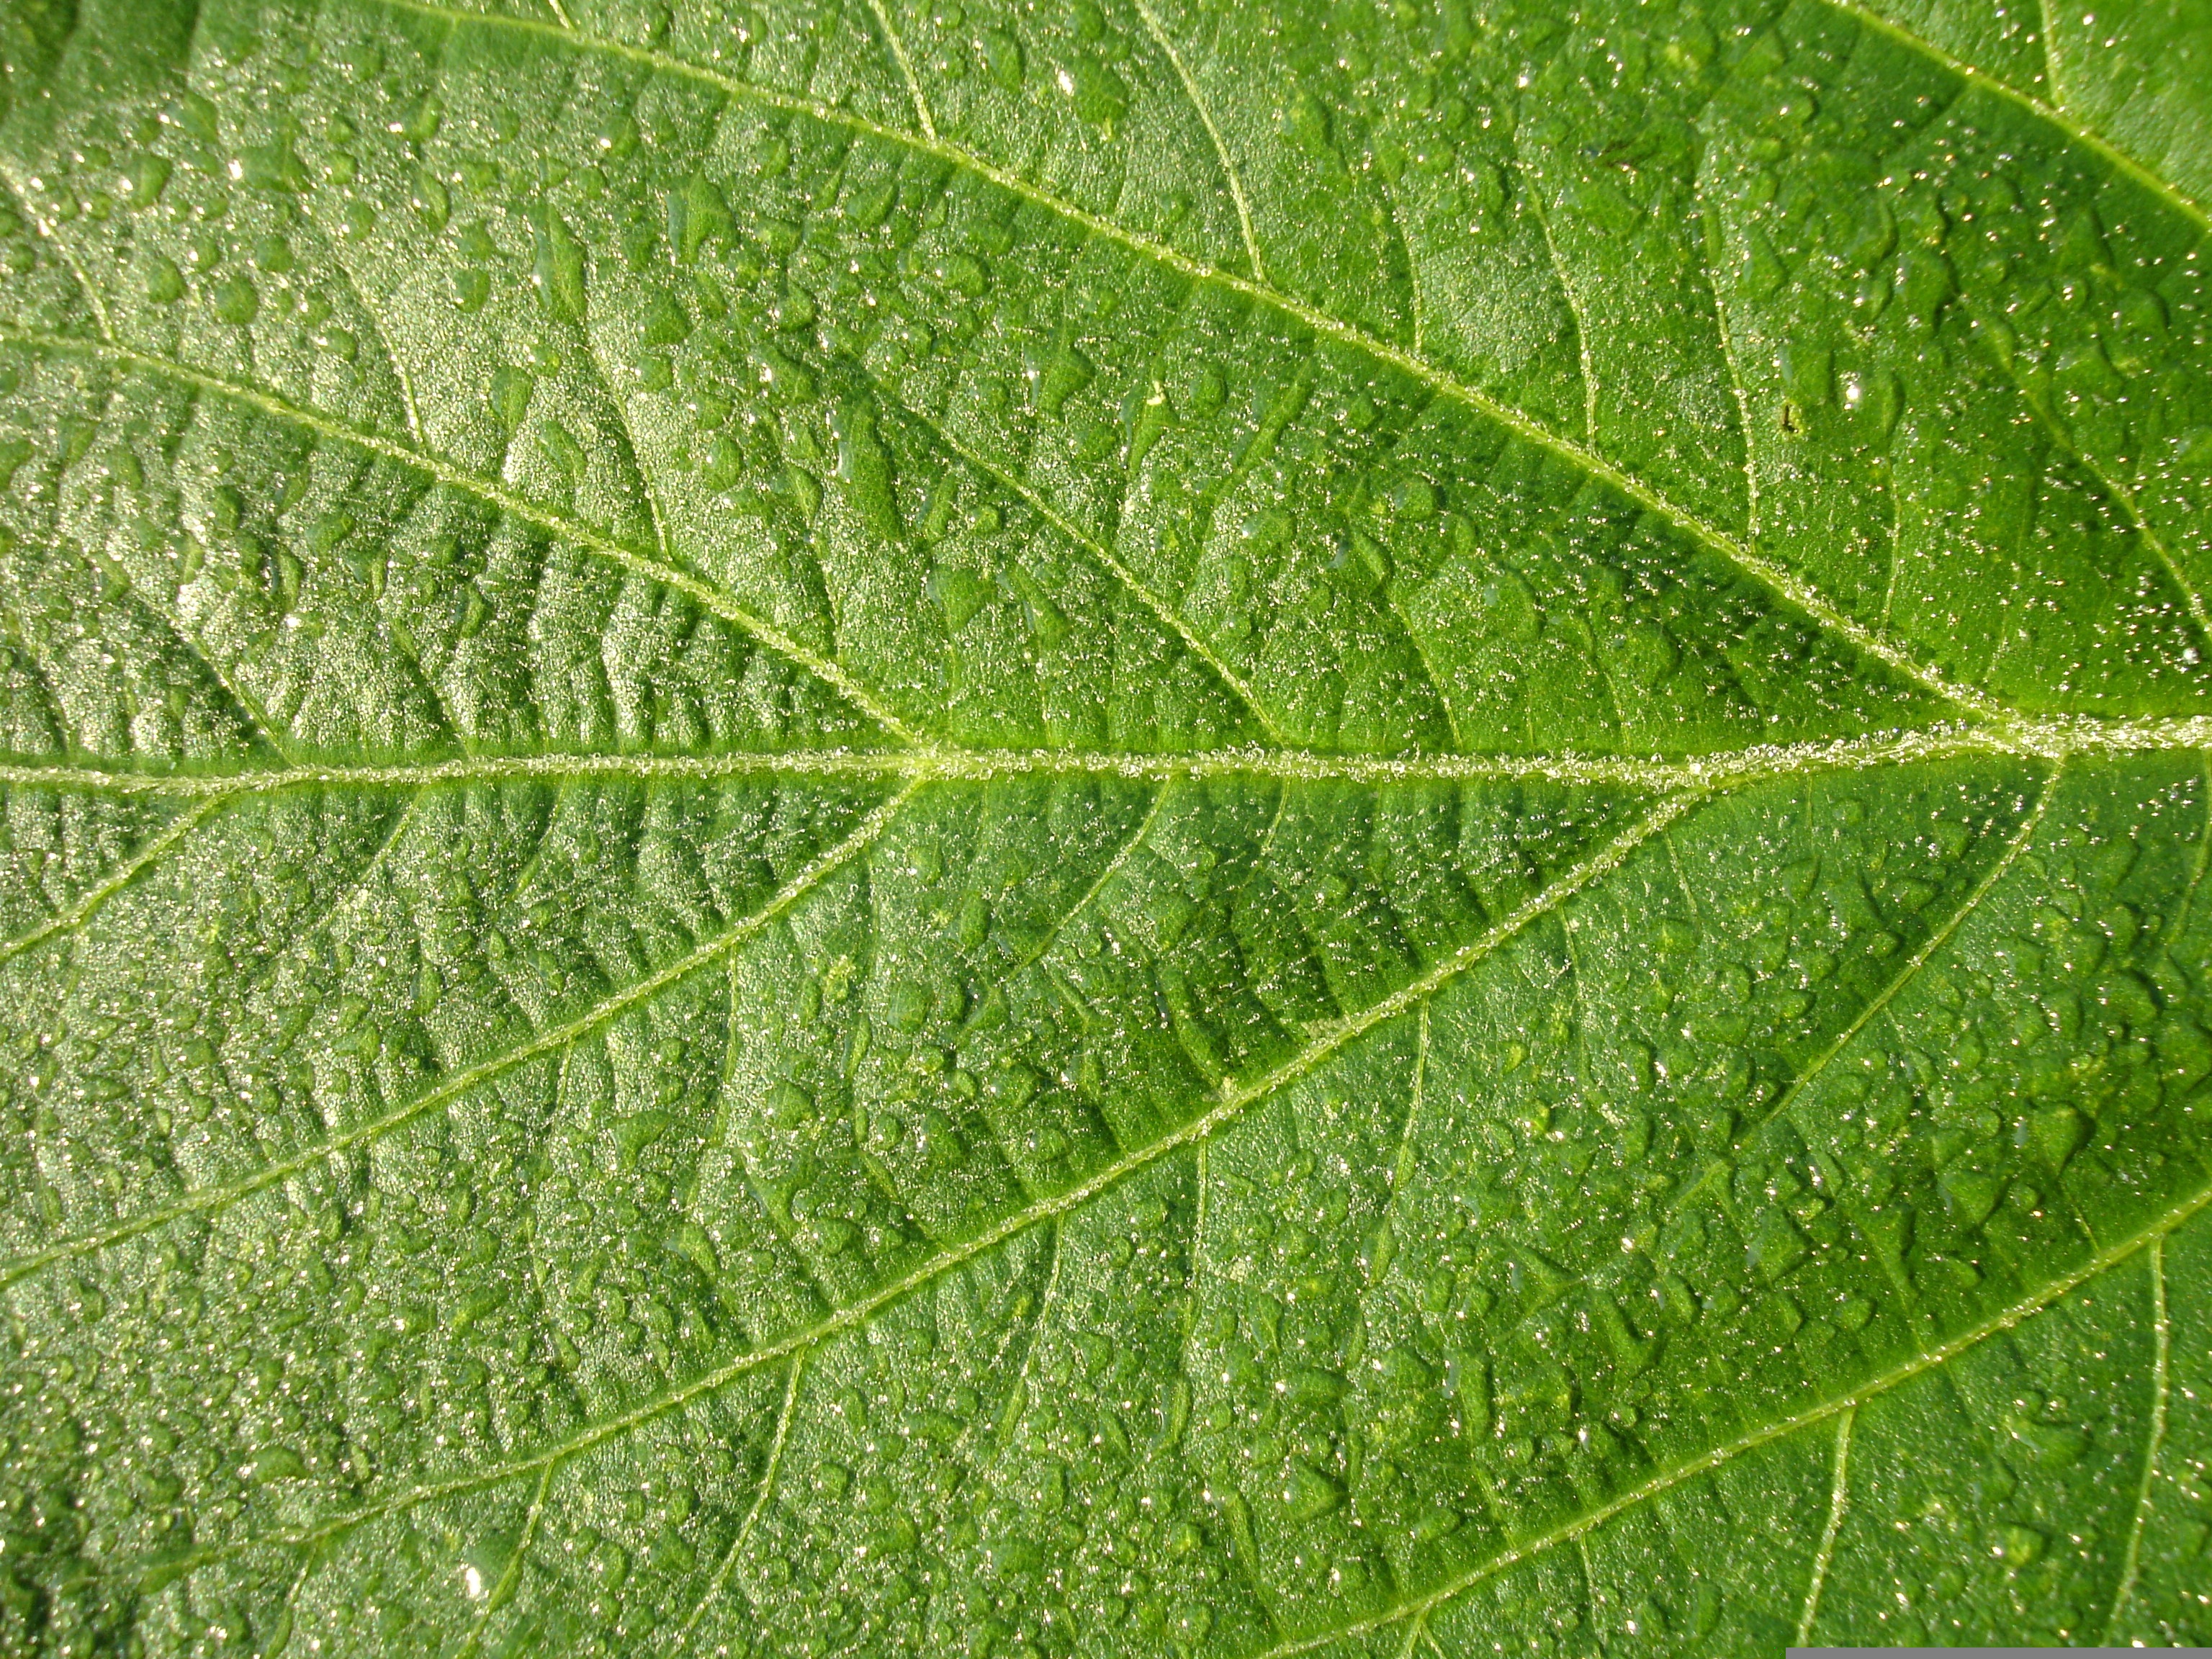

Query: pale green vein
[
  {"left": 2162, "top": 751, "right": 2212, "bottom": 951},
  {"left": 1572, "top": 1537, "right": 1599, "bottom": 1632},
  {"left": 59, "top": 376, "right": 306, "bottom": 763},
  {"left": 7, "top": 225, "right": 392, "bottom": 763},
  {"left": 2102, "top": 1237, "right": 2170, "bottom": 1642},
  {"left": 569, "top": 297, "right": 681, "bottom": 570},
  {"left": 1173, "top": 1138, "right": 1211, "bottom": 1454},
  {"left": 929, "top": 1230, "right": 1048, "bottom": 1472},
  {"left": 74, "top": 788, "right": 1699, "bottom": 1588},
  {"left": 987, "top": 1220, "right": 1065, "bottom": 1470},
  {"left": 1227, "top": 1487, "right": 1288, "bottom": 1642},
  {"left": 679, "top": 1346, "right": 809, "bottom": 1643},
  {"left": 1838, "top": 756, "right": 2061, "bottom": 1072},
  {"left": 1131, "top": 0, "right": 1268, "bottom": 284},
  {"left": 1381, "top": 176, "right": 1428, "bottom": 356},
  {"left": 1817, "top": 0, "right": 2210, "bottom": 232},
  {"left": 1003, "top": 782, "right": 1170, "bottom": 981},
  {"left": 0, "top": 747, "right": 911, "bottom": 796},
  {"left": 1390, "top": 1000, "right": 1431, "bottom": 1200},
  {"left": 880, "top": 391, "right": 1290, "bottom": 747},
  {"left": 1980, "top": 333, "right": 2212, "bottom": 659},
  {"left": 271, "top": 1552, "right": 320, "bottom": 1658},
  {"left": 1669, "top": 759, "right": 2059, "bottom": 1218},
  {"left": 1254, "top": 1175, "right": 2212, "bottom": 1659},
  {"left": 0, "top": 165, "right": 115, "bottom": 341},
  {"left": 864, "top": 0, "right": 938, "bottom": 140},
  {"left": 1795, "top": 1406, "right": 1854, "bottom": 1645},
  {"left": 1517, "top": 158, "right": 1598, "bottom": 446},
  {"left": 0, "top": 715, "right": 2200, "bottom": 800},
  {"left": 1694, "top": 168, "right": 1763, "bottom": 545},
  {"left": 454, "top": 1455, "right": 557, "bottom": 1659},
  {"left": 0, "top": 782, "right": 920, "bottom": 1292},
  {"left": 2035, "top": 0, "right": 2067, "bottom": 104},
  {"left": 4, "top": 5, "right": 2208, "bottom": 1646},
  {"left": 0, "top": 793, "right": 232, "bottom": 968},
  {"left": 720, "top": 950, "right": 854, "bottom": 1307},
  {"left": 711, "top": 947, "right": 846, "bottom": 1318},
  {"left": 1793, "top": 757, "right": 2062, "bottom": 1087},
  {"left": 0, "top": 326, "right": 926, "bottom": 747},
  {"left": 351, "top": 0, "right": 2017, "bottom": 725},
  {"left": 330, "top": 258, "right": 429, "bottom": 451},
  {"left": 1383, "top": 579, "right": 1467, "bottom": 752}
]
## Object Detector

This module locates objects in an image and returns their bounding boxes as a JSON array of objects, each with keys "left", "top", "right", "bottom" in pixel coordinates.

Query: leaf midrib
[
  {"left": 0, "top": 717, "right": 2203, "bottom": 798},
  {"left": 9, "top": 5, "right": 2209, "bottom": 1640},
  {"left": 0, "top": 310, "right": 2203, "bottom": 774}
]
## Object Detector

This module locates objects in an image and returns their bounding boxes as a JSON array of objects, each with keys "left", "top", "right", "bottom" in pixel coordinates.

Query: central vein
[{"left": 0, "top": 717, "right": 2206, "bottom": 799}]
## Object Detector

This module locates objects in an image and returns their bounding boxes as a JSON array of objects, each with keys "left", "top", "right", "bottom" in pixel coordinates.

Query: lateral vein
[
  {"left": 69, "top": 790, "right": 1699, "bottom": 1583},
  {"left": 0, "top": 793, "right": 233, "bottom": 968},
  {"left": 1251, "top": 1174, "right": 2212, "bottom": 1658},
  {"left": 2101, "top": 1236, "right": 2171, "bottom": 1641},
  {"left": 0, "top": 326, "right": 925, "bottom": 747},
  {"left": 1795, "top": 1406, "right": 1855, "bottom": 1645},
  {"left": 0, "top": 783, "right": 920, "bottom": 1291},
  {"left": 1811, "top": 0, "right": 2210, "bottom": 233},
  {"left": 1131, "top": 0, "right": 1269, "bottom": 284},
  {"left": 344, "top": 0, "right": 2018, "bottom": 721}
]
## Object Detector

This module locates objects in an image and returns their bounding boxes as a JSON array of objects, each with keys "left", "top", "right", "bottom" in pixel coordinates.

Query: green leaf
[{"left": 0, "top": 0, "right": 2208, "bottom": 1652}]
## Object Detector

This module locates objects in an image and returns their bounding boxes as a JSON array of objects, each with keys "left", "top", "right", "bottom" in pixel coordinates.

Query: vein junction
[{"left": 3, "top": 1, "right": 2210, "bottom": 1645}]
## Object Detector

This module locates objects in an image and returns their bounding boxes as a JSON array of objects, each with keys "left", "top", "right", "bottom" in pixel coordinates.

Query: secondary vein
[
  {"left": 0, "top": 326, "right": 926, "bottom": 748},
  {"left": 1811, "top": 0, "right": 2211, "bottom": 233},
  {"left": 349, "top": 0, "right": 2015, "bottom": 723},
  {"left": 0, "top": 781, "right": 920, "bottom": 1291},
  {"left": 1251, "top": 1174, "right": 2212, "bottom": 1658},
  {"left": 60, "top": 789, "right": 1699, "bottom": 1583}
]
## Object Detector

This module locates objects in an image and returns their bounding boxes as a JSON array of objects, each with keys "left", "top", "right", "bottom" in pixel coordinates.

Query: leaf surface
[{"left": 0, "top": 0, "right": 2210, "bottom": 1651}]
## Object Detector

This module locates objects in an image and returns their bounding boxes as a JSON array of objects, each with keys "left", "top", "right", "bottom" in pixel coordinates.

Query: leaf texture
[{"left": 0, "top": 0, "right": 2210, "bottom": 1652}]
